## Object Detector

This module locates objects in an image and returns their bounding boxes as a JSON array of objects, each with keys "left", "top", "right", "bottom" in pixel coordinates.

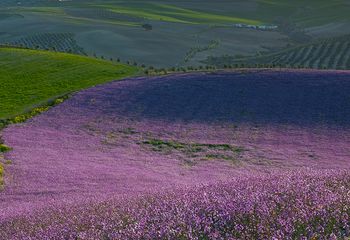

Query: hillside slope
[{"left": 0, "top": 47, "right": 139, "bottom": 119}]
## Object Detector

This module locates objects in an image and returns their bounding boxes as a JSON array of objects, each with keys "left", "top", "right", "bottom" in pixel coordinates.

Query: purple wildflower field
[{"left": 1, "top": 70, "right": 350, "bottom": 239}]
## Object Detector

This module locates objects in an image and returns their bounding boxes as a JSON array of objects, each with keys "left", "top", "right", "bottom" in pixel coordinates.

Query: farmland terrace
[{"left": 1, "top": 69, "right": 350, "bottom": 221}]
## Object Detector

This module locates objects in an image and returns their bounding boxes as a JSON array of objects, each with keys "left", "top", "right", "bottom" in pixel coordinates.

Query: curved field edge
[
  {"left": 0, "top": 48, "right": 139, "bottom": 190},
  {"left": 1, "top": 170, "right": 349, "bottom": 239},
  {"left": 0, "top": 47, "right": 140, "bottom": 120}
]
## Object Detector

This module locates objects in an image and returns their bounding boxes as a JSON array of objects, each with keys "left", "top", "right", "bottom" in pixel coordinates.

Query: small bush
[
  {"left": 0, "top": 162, "right": 3, "bottom": 188},
  {"left": 0, "top": 144, "right": 12, "bottom": 153}
]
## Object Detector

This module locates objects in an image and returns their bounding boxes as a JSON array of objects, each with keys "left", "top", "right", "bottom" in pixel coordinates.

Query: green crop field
[
  {"left": 0, "top": 47, "right": 139, "bottom": 119},
  {"left": 95, "top": 2, "right": 262, "bottom": 25}
]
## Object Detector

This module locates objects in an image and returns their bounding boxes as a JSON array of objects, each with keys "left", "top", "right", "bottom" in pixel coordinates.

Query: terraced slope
[
  {"left": 205, "top": 35, "right": 350, "bottom": 69},
  {"left": 204, "top": 35, "right": 350, "bottom": 69},
  {"left": 10, "top": 33, "right": 86, "bottom": 55},
  {"left": 0, "top": 47, "right": 139, "bottom": 119},
  {"left": 256, "top": 35, "right": 350, "bottom": 69}
]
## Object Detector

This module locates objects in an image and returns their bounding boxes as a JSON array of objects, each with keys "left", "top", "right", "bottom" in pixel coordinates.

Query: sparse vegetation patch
[{"left": 142, "top": 138, "right": 245, "bottom": 165}]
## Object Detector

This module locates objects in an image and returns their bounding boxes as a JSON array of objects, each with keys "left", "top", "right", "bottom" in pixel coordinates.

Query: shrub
[{"left": 0, "top": 144, "right": 11, "bottom": 153}]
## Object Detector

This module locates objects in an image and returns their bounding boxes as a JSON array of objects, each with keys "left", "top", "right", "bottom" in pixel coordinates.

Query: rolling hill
[{"left": 1, "top": 0, "right": 349, "bottom": 68}]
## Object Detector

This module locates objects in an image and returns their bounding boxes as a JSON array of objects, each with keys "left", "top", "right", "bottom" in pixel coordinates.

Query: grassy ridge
[
  {"left": 98, "top": 3, "right": 262, "bottom": 25},
  {"left": 0, "top": 47, "right": 139, "bottom": 119}
]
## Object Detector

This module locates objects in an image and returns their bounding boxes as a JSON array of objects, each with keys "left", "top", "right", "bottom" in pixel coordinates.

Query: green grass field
[
  {"left": 0, "top": 47, "right": 139, "bottom": 119},
  {"left": 95, "top": 3, "right": 262, "bottom": 25}
]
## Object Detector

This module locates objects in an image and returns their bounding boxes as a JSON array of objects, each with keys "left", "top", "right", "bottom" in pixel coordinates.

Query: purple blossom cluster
[
  {"left": 1, "top": 170, "right": 350, "bottom": 239},
  {"left": 1, "top": 70, "right": 350, "bottom": 238}
]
